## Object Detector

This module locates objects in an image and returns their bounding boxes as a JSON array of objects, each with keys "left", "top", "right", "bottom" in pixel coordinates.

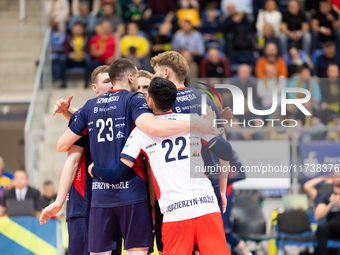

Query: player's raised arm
[{"left": 40, "top": 144, "right": 83, "bottom": 224}]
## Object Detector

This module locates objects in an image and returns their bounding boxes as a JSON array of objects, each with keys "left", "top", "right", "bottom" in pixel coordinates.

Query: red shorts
[{"left": 162, "top": 212, "right": 230, "bottom": 255}]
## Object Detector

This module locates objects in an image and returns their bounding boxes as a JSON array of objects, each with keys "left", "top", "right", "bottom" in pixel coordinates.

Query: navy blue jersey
[
  {"left": 69, "top": 89, "right": 152, "bottom": 207},
  {"left": 172, "top": 87, "right": 222, "bottom": 188},
  {"left": 66, "top": 114, "right": 93, "bottom": 220}
]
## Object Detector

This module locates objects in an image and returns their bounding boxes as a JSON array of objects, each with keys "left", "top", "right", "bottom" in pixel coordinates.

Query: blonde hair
[
  {"left": 91, "top": 65, "right": 110, "bottom": 84},
  {"left": 138, "top": 70, "right": 153, "bottom": 80},
  {"left": 150, "top": 51, "right": 189, "bottom": 82}
]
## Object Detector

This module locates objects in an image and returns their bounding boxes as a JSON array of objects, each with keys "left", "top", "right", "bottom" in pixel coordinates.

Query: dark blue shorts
[
  {"left": 67, "top": 217, "right": 89, "bottom": 255},
  {"left": 88, "top": 202, "right": 154, "bottom": 253}
]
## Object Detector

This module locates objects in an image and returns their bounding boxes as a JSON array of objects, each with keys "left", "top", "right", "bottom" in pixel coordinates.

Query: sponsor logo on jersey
[
  {"left": 148, "top": 150, "right": 155, "bottom": 155},
  {"left": 145, "top": 143, "right": 156, "bottom": 150},
  {"left": 192, "top": 150, "right": 200, "bottom": 157},
  {"left": 115, "top": 123, "right": 125, "bottom": 128},
  {"left": 116, "top": 131, "right": 125, "bottom": 139},
  {"left": 139, "top": 103, "right": 149, "bottom": 110},
  {"left": 96, "top": 96, "right": 120, "bottom": 104},
  {"left": 124, "top": 143, "right": 129, "bottom": 148}
]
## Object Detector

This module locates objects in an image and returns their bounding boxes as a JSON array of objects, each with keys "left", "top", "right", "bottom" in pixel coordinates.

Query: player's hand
[
  {"left": 52, "top": 94, "right": 74, "bottom": 116},
  {"left": 220, "top": 107, "right": 233, "bottom": 125},
  {"left": 88, "top": 162, "right": 94, "bottom": 178},
  {"left": 221, "top": 192, "right": 227, "bottom": 214},
  {"left": 193, "top": 116, "right": 218, "bottom": 135},
  {"left": 39, "top": 202, "right": 62, "bottom": 225},
  {"left": 204, "top": 105, "right": 217, "bottom": 123}
]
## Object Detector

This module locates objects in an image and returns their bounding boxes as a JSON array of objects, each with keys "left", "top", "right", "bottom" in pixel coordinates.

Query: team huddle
[{"left": 40, "top": 51, "right": 233, "bottom": 255}]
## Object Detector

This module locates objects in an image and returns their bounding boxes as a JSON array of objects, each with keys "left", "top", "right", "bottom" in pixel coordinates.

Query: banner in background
[
  {"left": 300, "top": 141, "right": 340, "bottom": 182},
  {"left": 0, "top": 217, "right": 63, "bottom": 255}
]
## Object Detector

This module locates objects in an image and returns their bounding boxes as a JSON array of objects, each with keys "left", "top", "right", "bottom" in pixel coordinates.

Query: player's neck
[
  {"left": 153, "top": 109, "right": 172, "bottom": 115},
  {"left": 171, "top": 79, "right": 185, "bottom": 89},
  {"left": 112, "top": 83, "right": 131, "bottom": 92}
]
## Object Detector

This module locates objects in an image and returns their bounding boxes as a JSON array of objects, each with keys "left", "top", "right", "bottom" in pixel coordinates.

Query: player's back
[
  {"left": 69, "top": 89, "right": 151, "bottom": 207},
  {"left": 123, "top": 113, "right": 220, "bottom": 222}
]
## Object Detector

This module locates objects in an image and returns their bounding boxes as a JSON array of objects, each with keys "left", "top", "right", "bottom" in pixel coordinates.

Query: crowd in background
[{"left": 46, "top": 0, "right": 340, "bottom": 142}]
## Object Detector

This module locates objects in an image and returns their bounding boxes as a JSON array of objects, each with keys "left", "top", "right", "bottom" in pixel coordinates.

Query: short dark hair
[
  {"left": 323, "top": 41, "right": 335, "bottom": 48},
  {"left": 108, "top": 58, "right": 137, "bottom": 83},
  {"left": 148, "top": 77, "right": 177, "bottom": 112},
  {"left": 44, "top": 180, "right": 53, "bottom": 186}
]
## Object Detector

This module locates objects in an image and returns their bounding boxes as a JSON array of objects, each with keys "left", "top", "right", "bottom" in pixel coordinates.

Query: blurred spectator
[
  {"left": 256, "top": 23, "right": 282, "bottom": 56},
  {"left": 256, "top": 0, "right": 282, "bottom": 37},
  {"left": 257, "top": 64, "right": 286, "bottom": 109},
  {"left": 233, "top": 64, "right": 260, "bottom": 107},
  {"left": 228, "top": 99, "right": 265, "bottom": 140},
  {"left": 125, "top": 46, "right": 150, "bottom": 71},
  {"left": 287, "top": 65, "right": 321, "bottom": 105},
  {"left": 313, "top": 41, "right": 340, "bottom": 78},
  {"left": 286, "top": 47, "right": 311, "bottom": 77},
  {"left": 176, "top": 0, "right": 200, "bottom": 27},
  {"left": 304, "top": 175, "right": 334, "bottom": 205},
  {"left": 255, "top": 42, "right": 288, "bottom": 78},
  {"left": 150, "top": 21, "right": 172, "bottom": 57},
  {"left": 280, "top": 0, "right": 311, "bottom": 56},
  {"left": 120, "top": 22, "right": 149, "bottom": 59},
  {"left": 45, "top": 0, "right": 70, "bottom": 32},
  {"left": 314, "top": 179, "right": 340, "bottom": 255},
  {"left": 294, "top": 99, "right": 325, "bottom": 141},
  {"left": 71, "top": 0, "right": 100, "bottom": 16},
  {"left": 0, "top": 157, "right": 12, "bottom": 208},
  {"left": 199, "top": 48, "right": 230, "bottom": 78},
  {"left": 60, "top": 22, "right": 91, "bottom": 88},
  {"left": 1, "top": 170, "right": 41, "bottom": 213},
  {"left": 222, "top": 3, "right": 252, "bottom": 57},
  {"left": 311, "top": 0, "right": 340, "bottom": 50},
  {"left": 137, "top": 70, "right": 153, "bottom": 96},
  {"left": 181, "top": 50, "right": 199, "bottom": 78},
  {"left": 124, "top": 0, "right": 147, "bottom": 30},
  {"left": 90, "top": 21, "right": 116, "bottom": 68},
  {"left": 69, "top": 1, "right": 96, "bottom": 35},
  {"left": 143, "top": 0, "right": 176, "bottom": 29},
  {"left": 201, "top": 5, "right": 225, "bottom": 52},
  {"left": 172, "top": 20, "right": 205, "bottom": 62},
  {"left": 331, "top": 0, "right": 340, "bottom": 15},
  {"left": 96, "top": 3, "right": 124, "bottom": 35},
  {"left": 98, "top": 0, "right": 123, "bottom": 17},
  {"left": 305, "top": 0, "right": 322, "bottom": 15},
  {"left": 220, "top": 0, "right": 253, "bottom": 16},
  {"left": 40, "top": 181, "right": 57, "bottom": 209},
  {"left": 319, "top": 64, "right": 340, "bottom": 124}
]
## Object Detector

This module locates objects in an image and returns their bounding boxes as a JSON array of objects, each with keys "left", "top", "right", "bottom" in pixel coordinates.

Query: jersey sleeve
[
  {"left": 68, "top": 111, "right": 88, "bottom": 148},
  {"left": 129, "top": 92, "right": 152, "bottom": 123},
  {"left": 69, "top": 103, "right": 89, "bottom": 136},
  {"left": 120, "top": 128, "right": 143, "bottom": 164}
]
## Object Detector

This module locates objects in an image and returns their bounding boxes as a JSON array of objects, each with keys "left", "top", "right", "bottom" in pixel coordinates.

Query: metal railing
[{"left": 24, "top": 27, "right": 52, "bottom": 186}]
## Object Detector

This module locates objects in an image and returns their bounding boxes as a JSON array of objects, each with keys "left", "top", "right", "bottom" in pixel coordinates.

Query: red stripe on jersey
[
  {"left": 132, "top": 151, "right": 147, "bottom": 182},
  {"left": 201, "top": 139, "right": 208, "bottom": 147},
  {"left": 141, "top": 149, "right": 161, "bottom": 201},
  {"left": 73, "top": 147, "right": 86, "bottom": 198},
  {"left": 177, "top": 87, "right": 186, "bottom": 90},
  {"left": 82, "top": 128, "right": 88, "bottom": 135}
]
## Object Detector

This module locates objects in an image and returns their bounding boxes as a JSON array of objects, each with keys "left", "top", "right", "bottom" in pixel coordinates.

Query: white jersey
[{"left": 121, "top": 113, "right": 220, "bottom": 222}]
